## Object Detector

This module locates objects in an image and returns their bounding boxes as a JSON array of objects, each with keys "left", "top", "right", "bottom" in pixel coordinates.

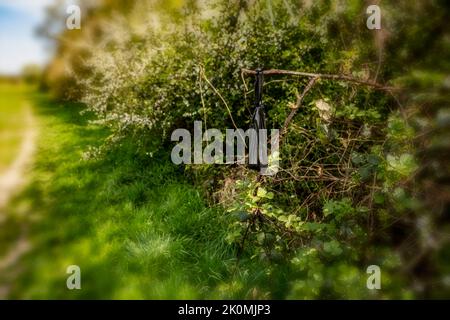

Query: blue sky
[{"left": 0, "top": 0, "right": 54, "bottom": 75}]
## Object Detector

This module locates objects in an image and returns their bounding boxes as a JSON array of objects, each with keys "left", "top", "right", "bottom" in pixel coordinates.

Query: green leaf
[
  {"left": 387, "top": 153, "right": 418, "bottom": 176},
  {"left": 374, "top": 192, "right": 385, "bottom": 204},
  {"left": 323, "top": 202, "right": 334, "bottom": 216},
  {"left": 323, "top": 240, "right": 343, "bottom": 256},
  {"left": 234, "top": 211, "right": 250, "bottom": 222},
  {"left": 257, "top": 187, "right": 267, "bottom": 198}
]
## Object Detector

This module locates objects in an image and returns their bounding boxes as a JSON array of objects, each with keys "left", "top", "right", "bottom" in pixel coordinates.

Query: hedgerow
[{"left": 44, "top": 0, "right": 449, "bottom": 298}]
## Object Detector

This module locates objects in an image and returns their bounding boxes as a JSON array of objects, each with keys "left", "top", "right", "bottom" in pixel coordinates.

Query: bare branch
[
  {"left": 272, "top": 76, "right": 319, "bottom": 147},
  {"left": 241, "top": 68, "right": 397, "bottom": 91},
  {"left": 283, "top": 77, "right": 318, "bottom": 137}
]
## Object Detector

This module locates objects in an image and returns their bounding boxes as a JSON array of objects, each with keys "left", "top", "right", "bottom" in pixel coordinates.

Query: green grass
[
  {"left": 1, "top": 87, "right": 291, "bottom": 299},
  {"left": 0, "top": 83, "right": 31, "bottom": 173}
]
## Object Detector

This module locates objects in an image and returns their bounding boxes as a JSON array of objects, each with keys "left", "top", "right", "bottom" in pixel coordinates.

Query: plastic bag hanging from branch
[{"left": 248, "top": 68, "right": 268, "bottom": 171}]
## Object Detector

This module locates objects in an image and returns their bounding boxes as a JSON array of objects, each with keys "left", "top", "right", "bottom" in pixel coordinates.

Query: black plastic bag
[{"left": 248, "top": 69, "right": 268, "bottom": 171}]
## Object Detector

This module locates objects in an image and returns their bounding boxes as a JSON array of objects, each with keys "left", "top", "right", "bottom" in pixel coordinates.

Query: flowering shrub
[{"left": 45, "top": 0, "right": 449, "bottom": 298}]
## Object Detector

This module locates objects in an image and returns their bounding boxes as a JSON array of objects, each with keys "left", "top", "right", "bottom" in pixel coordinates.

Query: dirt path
[{"left": 0, "top": 103, "right": 37, "bottom": 298}]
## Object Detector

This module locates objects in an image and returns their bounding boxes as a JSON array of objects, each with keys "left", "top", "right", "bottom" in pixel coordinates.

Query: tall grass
[{"left": 2, "top": 89, "right": 290, "bottom": 299}]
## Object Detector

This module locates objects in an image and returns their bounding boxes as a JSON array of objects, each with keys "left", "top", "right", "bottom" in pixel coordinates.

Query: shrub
[{"left": 45, "top": 0, "right": 450, "bottom": 298}]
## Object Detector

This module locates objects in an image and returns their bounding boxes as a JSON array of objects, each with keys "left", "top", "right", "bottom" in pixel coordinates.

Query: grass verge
[
  {"left": 0, "top": 83, "right": 31, "bottom": 173},
  {"left": 2, "top": 89, "right": 290, "bottom": 299}
]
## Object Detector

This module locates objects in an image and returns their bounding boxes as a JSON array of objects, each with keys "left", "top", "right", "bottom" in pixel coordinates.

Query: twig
[
  {"left": 279, "top": 76, "right": 319, "bottom": 143},
  {"left": 198, "top": 69, "right": 208, "bottom": 135},
  {"left": 241, "top": 68, "right": 397, "bottom": 91},
  {"left": 200, "top": 66, "right": 239, "bottom": 131}
]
